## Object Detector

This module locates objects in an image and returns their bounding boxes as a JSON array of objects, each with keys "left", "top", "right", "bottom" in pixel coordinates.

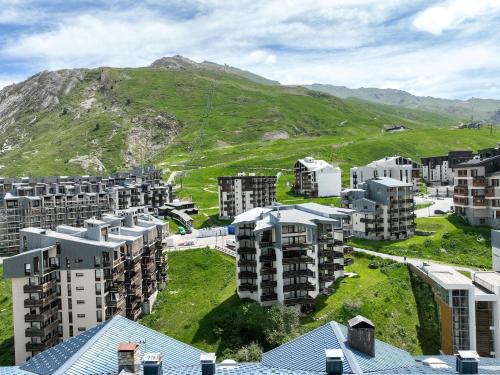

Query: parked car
[{"left": 434, "top": 209, "right": 448, "bottom": 215}]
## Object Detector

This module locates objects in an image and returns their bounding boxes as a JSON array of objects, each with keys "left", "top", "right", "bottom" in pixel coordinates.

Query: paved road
[
  {"left": 414, "top": 196, "right": 453, "bottom": 218},
  {"left": 353, "top": 247, "right": 476, "bottom": 273}
]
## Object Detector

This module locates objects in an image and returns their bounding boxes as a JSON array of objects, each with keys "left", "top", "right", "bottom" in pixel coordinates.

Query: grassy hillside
[
  {"left": 350, "top": 215, "right": 492, "bottom": 269},
  {"left": 1, "top": 62, "right": 493, "bottom": 179},
  {"left": 141, "top": 249, "right": 439, "bottom": 356},
  {"left": 0, "top": 265, "right": 14, "bottom": 366}
]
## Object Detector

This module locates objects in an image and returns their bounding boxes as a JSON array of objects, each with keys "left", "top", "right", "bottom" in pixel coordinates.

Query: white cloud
[
  {"left": 413, "top": 0, "right": 500, "bottom": 35},
  {"left": 1, "top": 1, "right": 500, "bottom": 98}
]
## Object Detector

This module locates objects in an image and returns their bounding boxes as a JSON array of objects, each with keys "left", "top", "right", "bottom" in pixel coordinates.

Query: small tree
[
  {"left": 233, "top": 342, "right": 263, "bottom": 362},
  {"left": 264, "top": 305, "right": 300, "bottom": 346}
]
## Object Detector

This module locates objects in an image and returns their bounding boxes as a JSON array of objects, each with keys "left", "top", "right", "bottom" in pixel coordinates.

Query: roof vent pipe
[
  {"left": 325, "top": 349, "right": 344, "bottom": 375},
  {"left": 200, "top": 353, "right": 216, "bottom": 375}
]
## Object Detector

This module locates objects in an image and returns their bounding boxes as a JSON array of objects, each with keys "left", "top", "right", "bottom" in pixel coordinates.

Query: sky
[{"left": 1, "top": 0, "right": 500, "bottom": 99}]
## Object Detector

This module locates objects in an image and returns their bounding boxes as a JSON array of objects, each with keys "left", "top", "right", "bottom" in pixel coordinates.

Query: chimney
[
  {"left": 200, "top": 353, "right": 216, "bottom": 375},
  {"left": 456, "top": 351, "right": 479, "bottom": 374},
  {"left": 325, "top": 349, "right": 344, "bottom": 375},
  {"left": 142, "top": 352, "right": 163, "bottom": 375},
  {"left": 347, "top": 315, "right": 375, "bottom": 357},
  {"left": 117, "top": 343, "right": 140, "bottom": 373}
]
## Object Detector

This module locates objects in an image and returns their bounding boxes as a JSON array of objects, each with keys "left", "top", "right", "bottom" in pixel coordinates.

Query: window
[
  {"left": 76, "top": 300, "right": 85, "bottom": 305},
  {"left": 95, "top": 269, "right": 101, "bottom": 281},
  {"left": 75, "top": 273, "right": 84, "bottom": 277},
  {"left": 76, "top": 286, "right": 84, "bottom": 291},
  {"left": 74, "top": 258, "right": 83, "bottom": 263},
  {"left": 69, "top": 326, "right": 73, "bottom": 337},
  {"left": 67, "top": 271, "right": 71, "bottom": 282},
  {"left": 24, "top": 263, "right": 31, "bottom": 276},
  {"left": 95, "top": 283, "right": 101, "bottom": 296},
  {"left": 78, "top": 327, "right": 86, "bottom": 332},
  {"left": 68, "top": 311, "right": 73, "bottom": 323},
  {"left": 96, "top": 297, "right": 102, "bottom": 308},
  {"left": 68, "top": 298, "right": 72, "bottom": 310},
  {"left": 94, "top": 256, "right": 101, "bottom": 267},
  {"left": 96, "top": 310, "right": 102, "bottom": 323},
  {"left": 67, "top": 284, "right": 71, "bottom": 297},
  {"left": 77, "top": 314, "right": 85, "bottom": 318}
]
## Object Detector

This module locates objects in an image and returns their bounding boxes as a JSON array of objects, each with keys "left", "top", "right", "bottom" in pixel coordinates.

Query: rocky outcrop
[{"left": 68, "top": 155, "right": 106, "bottom": 172}]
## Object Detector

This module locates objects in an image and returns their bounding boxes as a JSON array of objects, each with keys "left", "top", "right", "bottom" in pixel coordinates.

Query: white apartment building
[
  {"left": 218, "top": 173, "right": 277, "bottom": 219},
  {"left": 294, "top": 157, "right": 342, "bottom": 197},
  {"left": 232, "top": 203, "right": 353, "bottom": 312},
  {"left": 453, "top": 146, "right": 500, "bottom": 228},
  {"left": 421, "top": 151, "right": 474, "bottom": 186},
  {"left": 4, "top": 211, "right": 167, "bottom": 364},
  {"left": 341, "top": 177, "right": 415, "bottom": 241},
  {"left": 350, "top": 156, "right": 420, "bottom": 189}
]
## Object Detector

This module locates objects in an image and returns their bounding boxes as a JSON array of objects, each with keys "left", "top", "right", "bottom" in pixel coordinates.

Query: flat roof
[{"left": 424, "top": 265, "right": 472, "bottom": 287}]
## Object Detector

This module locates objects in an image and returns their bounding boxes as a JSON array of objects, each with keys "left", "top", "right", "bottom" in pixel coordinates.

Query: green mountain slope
[
  {"left": 305, "top": 84, "right": 500, "bottom": 123},
  {"left": 0, "top": 56, "right": 495, "bottom": 188}
]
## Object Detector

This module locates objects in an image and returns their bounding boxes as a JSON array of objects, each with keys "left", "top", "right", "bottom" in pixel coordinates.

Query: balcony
[
  {"left": 238, "top": 271, "right": 257, "bottom": 279},
  {"left": 26, "top": 335, "right": 59, "bottom": 352},
  {"left": 25, "top": 321, "right": 59, "bottom": 337},
  {"left": 283, "top": 269, "right": 314, "bottom": 278},
  {"left": 261, "top": 293, "right": 278, "bottom": 302},
  {"left": 343, "top": 246, "right": 353, "bottom": 254},
  {"left": 282, "top": 256, "right": 314, "bottom": 264},
  {"left": 485, "top": 187, "right": 496, "bottom": 197},
  {"left": 319, "top": 274, "right": 335, "bottom": 282},
  {"left": 237, "top": 234, "right": 255, "bottom": 240},
  {"left": 284, "top": 295, "right": 314, "bottom": 305},
  {"left": 238, "top": 283, "right": 258, "bottom": 292},
  {"left": 107, "top": 296, "right": 126, "bottom": 309},
  {"left": 238, "top": 259, "right": 257, "bottom": 267},
  {"left": 259, "top": 241, "right": 275, "bottom": 248},
  {"left": 472, "top": 178, "right": 486, "bottom": 187},
  {"left": 345, "top": 258, "right": 354, "bottom": 266},
  {"left": 237, "top": 247, "right": 256, "bottom": 255},
  {"left": 24, "top": 307, "right": 58, "bottom": 323},
  {"left": 24, "top": 293, "right": 58, "bottom": 308},
  {"left": 283, "top": 282, "right": 315, "bottom": 292},
  {"left": 260, "top": 280, "right": 277, "bottom": 288},
  {"left": 259, "top": 254, "right": 276, "bottom": 262},
  {"left": 282, "top": 242, "right": 312, "bottom": 251},
  {"left": 473, "top": 197, "right": 487, "bottom": 207},
  {"left": 260, "top": 267, "right": 276, "bottom": 276},
  {"left": 23, "top": 279, "right": 57, "bottom": 293}
]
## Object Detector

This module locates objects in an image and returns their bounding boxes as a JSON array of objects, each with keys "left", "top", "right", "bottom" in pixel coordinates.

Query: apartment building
[
  {"left": 293, "top": 157, "right": 342, "bottom": 197},
  {"left": 232, "top": 203, "right": 353, "bottom": 312},
  {"left": 0, "top": 167, "right": 172, "bottom": 254},
  {"left": 421, "top": 151, "right": 474, "bottom": 186},
  {"left": 218, "top": 173, "right": 277, "bottom": 219},
  {"left": 341, "top": 177, "right": 415, "bottom": 240},
  {"left": 350, "top": 156, "right": 420, "bottom": 189},
  {"left": 453, "top": 146, "right": 500, "bottom": 228},
  {"left": 4, "top": 211, "right": 167, "bottom": 364}
]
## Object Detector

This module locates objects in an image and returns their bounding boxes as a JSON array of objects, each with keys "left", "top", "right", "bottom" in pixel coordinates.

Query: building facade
[
  {"left": 4, "top": 210, "right": 167, "bottom": 364},
  {"left": 341, "top": 177, "right": 415, "bottom": 240},
  {"left": 218, "top": 173, "right": 277, "bottom": 219},
  {"left": 453, "top": 147, "right": 500, "bottom": 228},
  {"left": 293, "top": 157, "right": 342, "bottom": 197},
  {"left": 350, "top": 156, "right": 420, "bottom": 189},
  {"left": 232, "top": 203, "right": 353, "bottom": 312},
  {"left": 421, "top": 151, "right": 474, "bottom": 186},
  {"left": 0, "top": 167, "right": 173, "bottom": 254}
]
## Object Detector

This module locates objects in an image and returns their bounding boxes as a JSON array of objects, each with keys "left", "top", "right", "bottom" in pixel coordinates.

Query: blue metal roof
[{"left": 5, "top": 317, "right": 500, "bottom": 375}]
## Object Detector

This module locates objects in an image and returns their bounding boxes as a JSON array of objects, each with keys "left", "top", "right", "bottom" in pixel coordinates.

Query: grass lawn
[
  {"left": 0, "top": 265, "right": 14, "bottom": 366},
  {"left": 349, "top": 215, "right": 492, "bottom": 268},
  {"left": 141, "top": 249, "right": 439, "bottom": 356},
  {"left": 140, "top": 249, "right": 242, "bottom": 353},
  {"left": 416, "top": 202, "right": 433, "bottom": 210},
  {"left": 303, "top": 254, "right": 439, "bottom": 355}
]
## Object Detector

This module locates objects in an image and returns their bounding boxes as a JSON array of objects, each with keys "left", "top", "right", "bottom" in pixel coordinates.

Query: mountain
[
  {"left": 304, "top": 84, "right": 500, "bottom": 123},
  {"left": 0, "top": 56, "right": 494, "bottom": 179},
  {"left": 150, "top": 55, "right": 279, "bottom": 85}
]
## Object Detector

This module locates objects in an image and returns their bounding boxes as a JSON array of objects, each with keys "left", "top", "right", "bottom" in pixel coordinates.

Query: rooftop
[{"left": 3, "top": 316, "right": 499, "bottom": 375}]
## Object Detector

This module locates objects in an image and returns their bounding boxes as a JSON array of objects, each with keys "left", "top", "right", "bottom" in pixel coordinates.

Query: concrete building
[
  {"left": 293, "top": 157, "right": 342, "bottom": 197},
  {"left": 218, "top": 173, "right": 277, "bottom": 219},
  {"left": 350, "top": 156, "right": 420, "bottom": 189},
  {"left": 341, "top": 177, "right": 415, "bottom": 240},
  {"left": 0, "top": 167, "right": 172, "bottom": 254},
  {"left": 453, "top": 146, "right": 500, "bottom": 228},
  {"left": 3, "top": 211, "right": 167, "bottom": 364},
  {"left": 3, "top": 314, "right": 500, "bottom": 375},
  {"left": 421, "top": 151, "right": 474, "bottom": 186},
  {"left": 232, "top": 203, "right": 353, "bottom": 312}
]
